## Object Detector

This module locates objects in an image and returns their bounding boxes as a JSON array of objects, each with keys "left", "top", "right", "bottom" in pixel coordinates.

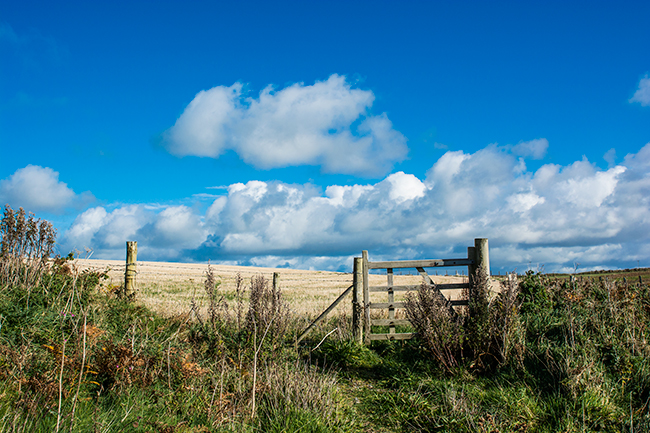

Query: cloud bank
[
  {"left": 0, "top": 165, "right": 92, "bottom": 213},
  {"left": 162, "top": 74, "right": 408, "bottom": 176},
  {"left": 63, "top": 142, "right": 650, "bottom": 272}
]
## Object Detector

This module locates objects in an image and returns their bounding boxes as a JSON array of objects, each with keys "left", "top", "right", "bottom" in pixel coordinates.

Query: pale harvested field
[{"left": 75, "top": 259, "right": 488, "bottom": 328}]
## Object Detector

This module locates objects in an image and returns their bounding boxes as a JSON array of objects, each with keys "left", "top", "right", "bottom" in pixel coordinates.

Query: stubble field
[{"left": 74, "top": 258, "right": 472, "bottom": 322}]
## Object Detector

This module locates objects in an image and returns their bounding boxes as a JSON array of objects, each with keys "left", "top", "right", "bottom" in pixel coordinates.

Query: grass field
[
  {"left": 549, "top": 267, "right": 650, "bottom": 282},
  {"left": 74, "top": 258, "right": 473, "bottom": 326},
  {"left": 3, "top": 242, "right": 650, "bottom": 432}
]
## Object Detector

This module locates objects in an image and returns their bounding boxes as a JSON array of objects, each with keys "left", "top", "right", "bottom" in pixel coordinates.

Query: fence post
[
  {"left": 352, "top": 257, "right": 363, "bottom": 344},
  {"left": 124, "top": 241, "right": 137, "bottom": 297},
  {"left": 362, "top": 250, "right": 370, "bottom": 345},
  {"left": 273, "top": 272, "right": 280, "bottom": 292},
  {"left": 474, "top": 238, "right": 490, "bottom": 278}
]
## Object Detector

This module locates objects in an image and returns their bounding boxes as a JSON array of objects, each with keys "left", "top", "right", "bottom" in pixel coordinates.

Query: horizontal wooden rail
[
  {"left": 370, "top": 318, "right": 412, "bottom": 326},
  {"left": 369, "top": 285, "right": 414, "bottom": 292},
  {"left": 437, "top": 283, "right": 470, "bottom": 290},
  {"left": 368, "top": 282, "right": 469, "bottom": 292},
  {"left": 368, "top": 300, "right": 466, "bottom": 310},
  {"left": 368, "top": 302, "right": 406, "bottom": 309},
  {"left": 367, "top": 258, "right": 474, "bottom": 269},
  {"left": 368, "top": 332, "right": 415, "bottom": 341},
  {"left": 450, "top": 300, "right": 469, "bottom": 306}
]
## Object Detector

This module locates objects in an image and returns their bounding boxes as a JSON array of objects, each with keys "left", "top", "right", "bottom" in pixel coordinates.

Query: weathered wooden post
[
  {"left": 124, "top": 241, "right": 137, "bottom": 297},
  {"left": 273, "top": 272, "right": 280, "bottom": 293},
  {"left": 352, "top": 257, "right": 363, "bottom": 344},
  {"left": 362, "top": 250, "right": 370, "bottom": 345},
  {"left": 475, "top": 238, "right": 490, "bottom": 278},
  {"left": 467, "top": 245, "right": 476, "bottom": 300}
]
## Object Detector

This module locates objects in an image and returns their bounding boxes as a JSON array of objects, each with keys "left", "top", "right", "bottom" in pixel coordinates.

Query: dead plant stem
[
  {"left": 312, "top": 327, "right": 338, "bottom": 352},
  {"left": 70, "top": 311, "right": 88, "bottom": 426},
  {"left": 251, "top": 317, "right": 274, "bottom": 419},
  {"left": 55, "top": 331, "right": 66, "bottom": 433}
]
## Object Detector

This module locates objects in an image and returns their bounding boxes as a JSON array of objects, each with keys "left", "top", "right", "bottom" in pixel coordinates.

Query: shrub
[
  {"left": 466, "top": 267, "right": 492, "bottom": 369},
  {"left": 0, "top": 205, "right": 56, "bottom": 290},
  {"left": 405, "top": 268, "right": 525, "bottom": 373},
  {"left": 245, "top": 274, "right": 290, "bottom": 349},
  {"left": 490, "top": 274, "right": 525, "bottom": 368},
  {"left": 404, "top": 282, "right": 465, "bottom": 373}
]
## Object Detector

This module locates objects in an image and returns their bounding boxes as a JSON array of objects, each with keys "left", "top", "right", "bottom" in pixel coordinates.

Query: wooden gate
[{"left": 352, "top": 238, "right": 490, "bottom": 344}]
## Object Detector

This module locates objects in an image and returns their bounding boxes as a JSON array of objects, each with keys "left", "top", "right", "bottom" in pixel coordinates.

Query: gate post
[
  {"left": 475, "top": 238, "right": 490, "bottom": 278},
  {"left": 362, "top": 250, "right": 370, "bottom": 345},
  {"left": 467, "top": 246, "right": 476, "bottom": 301},
  {"left": 352, "top": 257, "right": 363, "bottom": 344}
]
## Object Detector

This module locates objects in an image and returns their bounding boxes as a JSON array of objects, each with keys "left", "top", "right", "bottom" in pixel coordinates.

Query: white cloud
[
  {"left": 63, "top": 142, "right": 650, "bottom": 272},
  {"left": 150, "top": 206, "right": 205, "bottom": 248},
  {"left": 66, "top": 207, "right": 109, "bottom": 243},
  {"left": 63, "top": 204, "right": 208, "bottom": 261},
  {"left": 163, "top": 74, "right": 408, "bottom": 176},
  {"left": 630, "top": 74, "right": 650, "bottom": 106},
  {"left": 512, "top": 138, "right": 549, "bottom": 160},
  {"left": 383, "top": 172, "right": 426, "bottom": 203},
  {"left": 506, "top": 192, "right": 545, "bottom": 213},
  {"left": 0, "top": 165, "right": 92, "bottom": 213}
]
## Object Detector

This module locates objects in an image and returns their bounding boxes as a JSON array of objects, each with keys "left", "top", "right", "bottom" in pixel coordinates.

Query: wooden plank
[
  {"left": 437, "top": 283, "right": 469, "bottom": 290},
  {"left": 368, "top": 302, "right": 406, "bottom": 309},
  {"left": 370, "top": 318, "right": 412, "bottom": 326},
  {"left": 416, "top": 267, "right": 434, "bottom": 285},
  {"left": 369, "top": 285, "right": 415, "bottom": 292},
  {"left": 297, "top": 285, "right": 353, "bottom": 343},
  {"left": 368, "top": 332, "right": 415, "bottom": 341},
  {"left": 368, "top": 300, "right": 465, "bottom": 310},
  {"left": 367, "top": 258, "right": 474, "bottom": 269},
  {"left": 368, "top": 283, "right": 469, "bottom": 292}
]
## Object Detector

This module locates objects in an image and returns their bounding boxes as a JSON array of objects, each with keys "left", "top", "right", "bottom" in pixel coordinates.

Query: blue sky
[{"left": 1, "top": 0, "right": 649, "bottom": 273}]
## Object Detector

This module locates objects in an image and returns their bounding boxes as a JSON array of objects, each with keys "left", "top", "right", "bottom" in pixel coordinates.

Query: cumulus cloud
[
  {"left": 64, "top": 141, "right": 650, "bottom": 271},
  {"left": 63, "top": 204, "right": 209, "bottom": 261},
  {"left": 0, "top": 165, "right": 92, "bottom": 213},
  {"left": 630, "top": 74, "right": 650, "bottom": 106},
  {"left": 162, "top": 74, "right": 408, "bottom": 176}
]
